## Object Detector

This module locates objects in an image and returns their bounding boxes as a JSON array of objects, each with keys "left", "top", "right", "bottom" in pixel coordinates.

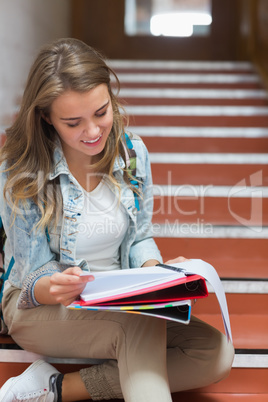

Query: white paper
[
  {"left": 80, "top": 267, "right": 184, "bottom": 302},
  {"left": 79, "top": 260, "right": 232, "bottom": 343},
  {"left": 170, "top": 259, "right": 233, "bottom": 343}
]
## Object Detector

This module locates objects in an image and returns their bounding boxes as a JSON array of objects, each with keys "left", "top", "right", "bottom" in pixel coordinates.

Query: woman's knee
[
  {"left": 214, "top": 334, "right": 234, "bottom": 382},
  {"left": 179, "top": 317, "right": 234, "bottom": 384}
]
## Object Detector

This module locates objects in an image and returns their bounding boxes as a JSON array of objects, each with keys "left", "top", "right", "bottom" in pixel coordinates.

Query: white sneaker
[{"left": 0, "top": 359, "right": 60, "bottom": 401}]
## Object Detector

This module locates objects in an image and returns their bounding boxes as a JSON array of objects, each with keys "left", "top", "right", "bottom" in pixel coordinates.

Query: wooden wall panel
[
  {"left": 255, "top": 0, "right": 268, "bottom": 74},
  {"left": 210, "top": 0, "right": 238, "bottom": 61},
  {"left": 235, "top": 0, "right": 252, "bottom": 60},
  {"left": 236, "top": 0, "right": 268, "bottom": 87},
  {"left": 71, "top": 0, "right": 239, "bottom": 61},
  {"left": 71, "top": 0, "right": 268, "bottom": 84}
]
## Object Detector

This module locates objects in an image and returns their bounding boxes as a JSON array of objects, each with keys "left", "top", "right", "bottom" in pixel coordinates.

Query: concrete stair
[
  {"left": 1, "top": 59, "right": 268, "bottom": 401},
  {"left": 112, "top": 59, "right": 268, "bottom": 401}
]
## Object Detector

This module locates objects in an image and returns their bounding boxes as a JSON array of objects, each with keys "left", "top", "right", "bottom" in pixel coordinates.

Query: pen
[{"left": 156, "top": 263, "right": 193, "bottom": 276}]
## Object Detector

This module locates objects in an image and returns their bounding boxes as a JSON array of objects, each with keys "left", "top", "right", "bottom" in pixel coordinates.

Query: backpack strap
[
  {"left": 0, "top": 216, "right": 5, "bottom": 255},
  {"left": 124, "top": 133, "right": 140, "bottom": 211},
  {"left": 0, "top": 256, "right": 14, "bottom": 302},
  {"left": 0, "top": 216, "right": 15, "bottom": 333},
  {"left": 0, "top": 216, "right": 15, "bottom": 304}
]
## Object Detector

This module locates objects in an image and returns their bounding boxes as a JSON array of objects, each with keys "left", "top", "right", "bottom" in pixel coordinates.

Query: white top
[{"left": 76, "top": 180, "right": 128, "bottom": 272}]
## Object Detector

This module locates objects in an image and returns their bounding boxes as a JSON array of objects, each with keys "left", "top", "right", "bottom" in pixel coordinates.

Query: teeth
[{"left": 83, "top": 135, "right": 101, "bottom": 144}]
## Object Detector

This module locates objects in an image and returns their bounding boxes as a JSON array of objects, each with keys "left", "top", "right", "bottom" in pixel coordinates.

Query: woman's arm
[{"left": 142, "top": 259, "right": 160, "bottom": 267}]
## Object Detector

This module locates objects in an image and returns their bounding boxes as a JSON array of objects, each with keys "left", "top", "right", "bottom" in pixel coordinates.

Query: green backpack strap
[{"left": 124, "top": 133, "right": 140, "bottom": 211}]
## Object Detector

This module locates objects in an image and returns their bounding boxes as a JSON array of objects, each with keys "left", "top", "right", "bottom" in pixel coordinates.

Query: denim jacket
[{"left": 0, "top": 133, "right": 162, "bottom": 309}]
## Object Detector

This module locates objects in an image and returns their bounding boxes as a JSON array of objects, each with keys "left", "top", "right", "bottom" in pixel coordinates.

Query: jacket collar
[{"left": 48, "top": 141, "right": 125, "bottom": 181}]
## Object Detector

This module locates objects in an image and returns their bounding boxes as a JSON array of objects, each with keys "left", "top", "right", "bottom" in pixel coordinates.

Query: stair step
[
  {"left": 114, "top": 60, "right": 267, "bottom": 399},
  {"left": 113, "top": 67, "right": 256, "bottom": 75},
  {"left": 126, "top": 104, "right": 268, "bottom": 116},
  {"left": 151, "top": 163, "right": 268, "bottom": 186},
  {"left": 118, "top": 87, "right": 268, "bottom": 97},
  {"left": 155, "top": 238, "right": 267, "bottom": 278},
  {"left": 129, "top": 126, "right": 268, "bottom": 138},
  {"left": 2, "top": 338, "right": 267, "bottom": 366},
  {"left": 117, "top": 68, "right": 257, "bottom": 74},
  {"left": 0, "top": 311, "right": 267, "bottom": 351},
  {"left": 148, "top": 223, "right": 268, "bottom": 240},
  {"left": 0, "top": 362, "right": 267, "bottom": 396},
  {"left": 123, "top": 98, "right": 267, "bottom": 106},
  {"left": 192, "top": 312, "right": 268, "bottom": 349},
  {"left": 2, "top": 57, "right": 266, "bottom": 399},
  {"left": 195, "top": 367, "right": 268, "bottom": 394},
  {"left": 153, "top": 196, "right": 268, "bottom": 226},
  {"left": 121, "top": 97, "right": 268, "bottom": 106},
  {"left": 172, "top": 393, "right": 268, "bottom": 401},
  {"left": 150, "top": 152, "right": 268, "bottom": 163},
  {"left": 130, "top": 114, "right": 268, "bottom": 127},
  {"left": 143, "top": 136, "right": 268, "bottom": 153},
  {"left": 121, "top": 82, "right": 263, "bottom": 90},
  {"left": 117, "top": 73, "right": 260, "bottom": 85},
  {"left": 109, "top": 60, "right": 255, "bottom": 71},
  {"left": 207, "top": 280, "right": 268, "bottom": 295},
  {"left": 194, "top": 293, "right": 267, "bottom": 315}
]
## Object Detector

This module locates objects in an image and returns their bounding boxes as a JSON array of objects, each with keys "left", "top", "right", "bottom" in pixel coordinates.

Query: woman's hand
[
  {"left": 34, "top": 267, "right": 94, "bottom": 307},
  {"left": 49, "top": 267, "right": 94, "bottom": 306},
  {"left": 142, "top": 256, "right": 190, "bottom": 268},
  {"left": 164, "top": 256, "right": 190, "bottom": 265}
]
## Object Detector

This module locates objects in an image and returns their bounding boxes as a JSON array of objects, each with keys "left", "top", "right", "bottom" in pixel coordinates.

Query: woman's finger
[
  {"left": 164, "top": 256, "right": 190, "bottom": 264},
  {"left": 50, "top": 271, "right": 94, "bottom": 286}
]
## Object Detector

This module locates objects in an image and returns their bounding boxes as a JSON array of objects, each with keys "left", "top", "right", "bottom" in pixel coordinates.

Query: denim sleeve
[
  {"left": 0, "top": 169, "right": 57, "bottom": 289},
  {"left": 17, "top": 260, "right": 69, "bottom": 309},
  {"left": 128, "top": 139, "right": 163, "bottom": 267}
]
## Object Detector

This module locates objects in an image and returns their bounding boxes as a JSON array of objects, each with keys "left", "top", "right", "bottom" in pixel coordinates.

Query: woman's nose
[{"left": 84, "top": 120, "right": 100, "bottom": 137}]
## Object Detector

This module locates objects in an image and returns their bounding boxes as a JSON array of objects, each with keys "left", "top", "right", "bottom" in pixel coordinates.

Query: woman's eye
[
  {"left": 67, "top": 122, "right": 80, "bottom": 128},
  {"left": 96, "top": 110, "right": 107, "bottom": 118}
]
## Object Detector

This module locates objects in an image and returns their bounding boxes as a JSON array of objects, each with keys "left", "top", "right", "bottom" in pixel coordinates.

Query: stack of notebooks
[{"left": 68, "top": 259, "right": 232, "bottom": 342}]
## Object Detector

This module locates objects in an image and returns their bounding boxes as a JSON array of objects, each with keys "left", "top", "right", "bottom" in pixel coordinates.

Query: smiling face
[{"left": 47, "top": 84, "right": 114, "bottom": 166}]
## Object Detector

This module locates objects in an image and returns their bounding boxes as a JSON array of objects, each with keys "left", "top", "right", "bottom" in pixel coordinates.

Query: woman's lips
[{"left": 81, "top": 134, "right": 103, "bottom": 146}]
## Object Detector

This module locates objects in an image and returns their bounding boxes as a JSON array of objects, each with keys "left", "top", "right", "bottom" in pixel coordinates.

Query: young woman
[{"left": 0, "top": 38, "right": 234, "bottom": 402}]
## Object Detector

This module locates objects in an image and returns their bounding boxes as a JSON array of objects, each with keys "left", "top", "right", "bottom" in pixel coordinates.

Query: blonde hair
[{"left": 0, "top": 38, "right": 130, "bottom": 229}]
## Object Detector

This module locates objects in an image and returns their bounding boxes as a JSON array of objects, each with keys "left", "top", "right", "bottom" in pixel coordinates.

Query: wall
[
  {"left": 236, "top": 0, "right": 268, "bottom": 88},
  {"left": 71, "top": 0, "right": 238, "bottom": 61},
  {"left": 254, "top": 0, "right": 268, "bottom": 86},
  {"left": 0, "top": 0, "right": 71, "bottom": 130}
]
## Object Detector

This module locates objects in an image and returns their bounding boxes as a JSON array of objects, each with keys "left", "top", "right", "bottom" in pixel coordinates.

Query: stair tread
[{"left": 113, "top": 67, "right": 257, "bottom": 73}]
